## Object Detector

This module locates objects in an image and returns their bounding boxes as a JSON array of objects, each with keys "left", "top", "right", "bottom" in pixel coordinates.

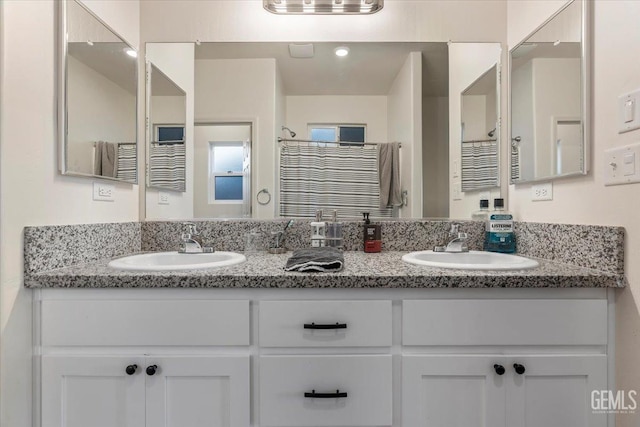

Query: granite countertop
[{"left": 24, "top": 251, "right": 626, "bottom": 289}]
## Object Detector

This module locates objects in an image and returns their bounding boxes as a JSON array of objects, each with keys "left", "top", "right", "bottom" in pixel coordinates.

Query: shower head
[
  {"left": 282, "top": 126, "right": 297, "bottom": 138},
  {"left": 488, "top": 128, "right": 496, "bottom": 137}
]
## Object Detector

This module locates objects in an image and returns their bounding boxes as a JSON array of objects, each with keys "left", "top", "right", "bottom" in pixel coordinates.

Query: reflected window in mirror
[
  {"left": 509, "top": 0, "right": 589, "bottom": 184},
  {"left": 208, "top": 142, "right": 247, "bottom": 204},
  {"left": 309, "top": 124, "right": 366, "bottom": 145},
  {"left": 59, "top": 0, "right": 138, "bottom": 183},
  {"left": 155, "top": 125, "right": 185, "bottom": 144}
]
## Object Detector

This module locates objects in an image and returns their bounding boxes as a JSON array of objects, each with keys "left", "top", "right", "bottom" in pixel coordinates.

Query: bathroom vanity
[{"left": 25, "top": 220, "right": 624, "bottom": 427}]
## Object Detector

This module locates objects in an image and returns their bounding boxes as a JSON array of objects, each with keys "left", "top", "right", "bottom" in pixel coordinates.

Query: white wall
[
  {"left": 511, "top": 60, "right": 535, "bottom": 180},
  {"left": 141, "top": 1, "right": 506, "bottom": 43},
  {"left": 448, "top": 43, "right": 503, "bottom": 219},
  {"left": 67, "top": 56, "right": 136, "bottom": 175},
  {"left": 388, "top": 52, "right": 422, "bottom": 218},
  {"left": 145, "top": 43, "right": 195, "bottom": 220},
  {"left": 0, "top": 2, "right": 140, "bottom": 427},
  {"left": 285, "top": 96, "right": 388, "bottom": 143},
  {"left": 195, "top": 58, "right": 277, "bottom": 219},
  {"left": 507, "top": 3, "right": 640, "bottom": 427},
  {"left": 422, "top": 96, "right": 449, "bottom": 218}
]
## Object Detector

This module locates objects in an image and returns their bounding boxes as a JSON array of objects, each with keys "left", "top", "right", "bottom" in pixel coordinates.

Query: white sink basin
[
  {"left": 108, "top": 251, "right": 246, "bottom": 271},
  {"left": 402, "top": 250, "right": 539, "bottom": 271}
]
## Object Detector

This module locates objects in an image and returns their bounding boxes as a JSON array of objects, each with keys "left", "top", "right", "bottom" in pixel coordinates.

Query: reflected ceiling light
[
  {"left": 86, "top": 40, "right": 94, "bottom": 46},
  {"left": 553, "top": 40, "right": 561, "bottom": 46},
  {"left": 334, "top": 46, "right": 350, "bottom": 57},
  {"left": 125, "top": 48, "right": 137, "bottom": 58},
  {"left": 263, "top": 0, "right": 383, "bottom": 14}
]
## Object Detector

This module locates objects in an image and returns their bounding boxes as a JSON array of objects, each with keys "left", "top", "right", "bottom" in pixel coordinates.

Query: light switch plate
[
  {"left": 452, "top": 181, "right": 462, "bottom": 200},
  {"left": 531, "top": 182, "right": 553, "bottom": 201},
  {"left": 93, "top": 182, "right": 115, "bottom": 201},
  {"left": 618, "top": 89, "right": 640, "bottom": 133},
  {"left": 604, "top": 143, "right": 640, "bottom": 186}
]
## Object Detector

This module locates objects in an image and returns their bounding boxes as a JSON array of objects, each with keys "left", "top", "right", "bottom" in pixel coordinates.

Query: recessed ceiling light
[
  {"left": 334, "top": 46, "right": 350, "bottom": 57},
  {"left": 86, "top": 40, "right": 94, "bottom": 46},
  {"left": 125, "top": 48, "right": 137, "bottom": 58}
]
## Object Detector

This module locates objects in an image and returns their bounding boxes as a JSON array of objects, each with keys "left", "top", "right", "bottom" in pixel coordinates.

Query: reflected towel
[
  {"left": 284, "top": 247, "right": 344, "bottom": 272},
  {"left": 378, "top": 142, "right": 402, "bottom": 207},
  {"left": 93, "top": 141, "right": 118, "bottom": 177}
]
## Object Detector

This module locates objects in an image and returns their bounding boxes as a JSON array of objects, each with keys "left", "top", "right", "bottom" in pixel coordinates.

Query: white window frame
[
  {"left": 307, "top": 123, "right": 367, "bottom": 145},
  {"left": 208, "top": 141, "right": 244, "bottom": 205},
  {"left": 153, "top": 123, "right": 185, "bottom": 144}
]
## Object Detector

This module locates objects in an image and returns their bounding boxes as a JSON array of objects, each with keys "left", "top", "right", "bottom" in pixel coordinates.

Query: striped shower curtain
[
  {"left": 149, "top": 143, "right": 186, "bottom": 191},
  {"left": 116, "top": 144, "right": 137, "bottom": 183},
  {"left": 461, "top": 141, "right": 499, "bottom": 191},
  {"left": 279, "top": 143, "right": 393, "bottom": 218}
]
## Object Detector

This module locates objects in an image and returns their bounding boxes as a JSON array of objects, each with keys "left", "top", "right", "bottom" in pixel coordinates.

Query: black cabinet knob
[
  {"left": 125, "top": 364, "right": 137, "bottom": 375},
  {"left": 513, "top": 363, "right": 526, "bottom": 375},
  {"left": 493, "top": 364, "right": 505, "bottom": 375},
  {"left": 146, "top": 365, "right": 158, "bottom": 376}
]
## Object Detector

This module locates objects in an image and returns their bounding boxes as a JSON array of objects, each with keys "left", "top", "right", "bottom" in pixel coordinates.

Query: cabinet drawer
[
  {"left": 403, "top": 299, "right": 607, "bottom": 346},
  {"left": 259, "top": 300, "right": 392, "bottom": 347},
  {"left": 259, "top": 355, "right": 392, "bottom": 427},
  {"left": 41, "top": 300, "right": 249, "bottom": 346}
]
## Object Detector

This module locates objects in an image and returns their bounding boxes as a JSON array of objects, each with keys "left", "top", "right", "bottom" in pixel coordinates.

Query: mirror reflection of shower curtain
[{"left": 279, "top": 143, "right": 393, "bottom": 218}]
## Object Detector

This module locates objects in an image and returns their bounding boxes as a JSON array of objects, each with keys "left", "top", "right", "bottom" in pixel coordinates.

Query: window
[
  {"left": 308, "top": 124, "right": 366, "bottom": 145},
  {"left": 209, "top": 141, "right": 244, "bottom": 204},
  {"left": 154, "top": 124, "right": 185, "bottom": 144}
]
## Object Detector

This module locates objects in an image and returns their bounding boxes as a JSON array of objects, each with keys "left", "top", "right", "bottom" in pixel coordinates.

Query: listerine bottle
[{"left": 484, "top": 198, "right": 516, "bottom": 253}]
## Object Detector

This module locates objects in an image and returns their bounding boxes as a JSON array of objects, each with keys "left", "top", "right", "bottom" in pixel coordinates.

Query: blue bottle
[{"left": 484, "top": 198, "right": 516, "bottom": 253}]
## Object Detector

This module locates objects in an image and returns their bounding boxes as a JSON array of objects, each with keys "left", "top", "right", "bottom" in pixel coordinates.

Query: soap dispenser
[{"left": 362, "top": 212, "right": 382, "bottom": 253}]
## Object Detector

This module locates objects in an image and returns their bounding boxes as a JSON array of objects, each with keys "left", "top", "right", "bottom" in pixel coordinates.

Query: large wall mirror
[
  {"left": 58, "top": 0, "right": 138, "bottom": 183},
  {"left": 510, "top": 0, "right": 589, "bottom": 183},
  {"left": 146, "top": 63, "right": 186, "bottom": 192},
  {"left": 460, "top": 63, "right": 499, "bottom": 192}
]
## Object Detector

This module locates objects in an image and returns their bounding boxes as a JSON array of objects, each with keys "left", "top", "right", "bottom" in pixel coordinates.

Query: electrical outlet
[
  {"left": 93, "top": 182, "right": 115, "bottom": 202},
  {"left": 531, "top": 183, "right": 553, "bottom": 201},
  {"left": 158, "top": 191, "right": 170, "bottom": 205},
  {"left": 452, "top": 181, "right": 462, "bottom": 201}
]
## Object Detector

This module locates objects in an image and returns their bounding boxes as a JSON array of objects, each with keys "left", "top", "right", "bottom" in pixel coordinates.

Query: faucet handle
[
  {"left": 183, "top": 222, "right": 199, "bottom": 235},
  {"left": 449, "top": 222, "right": 460, "bottom": 235}
]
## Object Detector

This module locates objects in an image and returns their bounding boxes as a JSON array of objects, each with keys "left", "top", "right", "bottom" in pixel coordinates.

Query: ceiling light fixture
[
  {"left": 125, "top": 48, "right": 137, "bottom": 58},
  {"left": 263, "top": 0, "right": 383, "bottom": 14},
  {"left": 334, "top": 46, "right": 350, "bottom": 57}
]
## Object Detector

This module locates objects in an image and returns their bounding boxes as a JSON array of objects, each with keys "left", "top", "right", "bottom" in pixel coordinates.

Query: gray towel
[
  {"left": 378, "top": 142, "right": 402, "bottom": 207},
  {"left": 284, "top": 247, "right": 344, "bottom": 272},
  {"left": 94, "top": 141, "right": 118, "bottom": 177}
]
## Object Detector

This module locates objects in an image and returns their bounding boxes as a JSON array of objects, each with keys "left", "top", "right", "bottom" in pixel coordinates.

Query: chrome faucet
[
  {"left": 434, "top": 223, "right": 469, "bottom": 253},
  {"left": 179, "top": 222, "right": 214, "bottom": 253}
]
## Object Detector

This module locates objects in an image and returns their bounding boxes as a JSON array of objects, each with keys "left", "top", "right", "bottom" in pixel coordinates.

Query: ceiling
[
  {"left": 195, "top": 42, "right": 448, "bottom": 97},
  {"left": 69, "top": 42, "right": 137, "bottom": 94}
]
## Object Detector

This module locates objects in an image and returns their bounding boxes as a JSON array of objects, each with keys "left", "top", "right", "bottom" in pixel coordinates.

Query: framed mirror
[
  {"left": 509, "top": 0, "right": 589, "bottom": 184},
  {"left": 58, "top": 0, "right": 138, "bottom": 183},
  {"left": 146, "top": 63, "right": 187, "bottom": 192},
  {"left": 460, "top": 63, "right": 500, "bottom": 192}
]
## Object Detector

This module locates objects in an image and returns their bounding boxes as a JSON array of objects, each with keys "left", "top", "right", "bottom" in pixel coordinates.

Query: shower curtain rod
[{"left": 278, "top": 137, "right": 401, "bottom": 148}]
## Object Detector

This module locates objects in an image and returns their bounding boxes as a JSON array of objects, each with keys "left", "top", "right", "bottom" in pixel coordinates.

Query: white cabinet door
[
  {"left": 42, "top": 356, "right": 146, "bottom": 427},
  {"left": 145, "top": 356, "right": 250, "bottom": 427},
  {"left": 403, "top": 355, "right": 506, "bottom": 427},
  {"left": 505, "top": 355, "right": 608, "bottom": 427}
]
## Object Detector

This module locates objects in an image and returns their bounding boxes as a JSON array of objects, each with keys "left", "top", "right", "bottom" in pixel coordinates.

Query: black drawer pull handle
[
  {"left": 304, "top": 389, "right": 348, "bottom": 398},
  {"left": 303, "top": 322, "right": 347, "bottom": 330}
]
